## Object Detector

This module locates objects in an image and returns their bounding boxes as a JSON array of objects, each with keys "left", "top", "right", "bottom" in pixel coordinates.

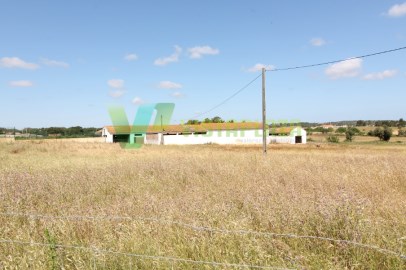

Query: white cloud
[
  {"left": 9, "top": 80, "right": 34, "bottom": 87},
  {"left": 40, "top": 58, "right": 69, "bottom": 68},
  {"left": 158, "top": 80, "right": 183, "bottom": 89},
  {"left": 362, "top": 70, "right": 398, "bottom": 80},
  {"left": 0, "top": 57, "right": 39, "bottom": 70},
  {"left": 188, "top": 46, "right": 220, "bottom": 59},
  {"left": 124, "top": 53, "right": 138, "bottom": 61},
  {"left": 108, "top": 79, "right": 125, "bottom": 98},
  {"left": 171, "top": 91, "right": 184, "bottom": 98},
  {"left": 310, "top": 37, "right": 326, "bottom": 47},
  {"left": 325, "top": 58, "right": 363, "bottom": 79},
  {"left": 154, "top": 46, "right": 182, "bottom": 66},
  {"left": 247, "top": 63, "right": 275, "bottom": 72},
  {"left": 109, "top": 90, "right": 125, "bottom": 98},
  {"left": 387, "top": 2, "right": 406, "bottom": 17},
  {"left": 108, "top": 79, "right": 124, "bottom": 89},
  {"left": 132, "top": 97, "right": 145, "bottom": 105}
]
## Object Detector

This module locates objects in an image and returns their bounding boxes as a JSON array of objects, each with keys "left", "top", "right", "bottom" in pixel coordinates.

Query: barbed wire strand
[
  {"left": 1, "top": 212, "right": 404, "bottom": 260},
  {"left": 0, "top": 239, "right": 293, "bottom": 270}
]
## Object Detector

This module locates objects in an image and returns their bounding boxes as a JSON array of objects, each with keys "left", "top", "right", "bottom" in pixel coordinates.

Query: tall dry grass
[{"left": 0, "top": 140, "right": 405, "bottom": 269}]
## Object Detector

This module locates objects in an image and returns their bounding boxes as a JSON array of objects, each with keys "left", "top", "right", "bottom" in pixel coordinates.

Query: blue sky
[{"left": 1, "top": 0, "right": 406, "bottom": 128}]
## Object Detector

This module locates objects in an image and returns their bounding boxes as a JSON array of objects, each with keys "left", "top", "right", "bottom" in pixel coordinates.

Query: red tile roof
[
  {"left": 201, "top": 122, "right": 263, "bottom": 131},
  {"left": 269, "top": 127, "right": 301, "bottom": 134},
  {"left": 104, "top": 122, "right": 264, "bottom": 134}
]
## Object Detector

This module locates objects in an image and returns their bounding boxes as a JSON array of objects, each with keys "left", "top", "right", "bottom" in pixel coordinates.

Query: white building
[
  {"left": 269, "top": 127, "right": 307, "bottom": 144},
  {"left": 102, "top": 123, "right": 306, "bottom": 146},
  {"left": 162, "top": 123, "right": 268, "bottom": 145}
]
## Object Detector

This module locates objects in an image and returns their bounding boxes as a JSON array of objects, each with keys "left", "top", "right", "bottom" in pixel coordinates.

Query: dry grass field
[
  {"left": 0, "top": 140, "right": 405, "bottom": 269},
  {"left": 0, "top": 137, "right": 15, "bottom": 143},
  {"left": 308, "top": 134, "right": 406, "bottom": 144}
]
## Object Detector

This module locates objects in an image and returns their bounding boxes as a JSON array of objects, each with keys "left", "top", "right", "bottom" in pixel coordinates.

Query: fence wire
[
  {"left": 0, "top": 239, "right": 294, "bottom": 270},
  {"left": 1, "top": 211, "right": 405, "bottom": 260}
]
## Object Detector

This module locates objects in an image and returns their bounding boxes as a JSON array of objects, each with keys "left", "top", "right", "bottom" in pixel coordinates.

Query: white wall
[
  {"left": 290, "top": 127, "right": 307, "bottom": 144},
  {"left": 102, "top": 127, "right": 307, "bottom": 145},
  {"left": 162, "top": 129, "right": 270, "bottom": 145},
  {"left": 269, "top": 136, "right": 294, "bottom": 144},
  {"left": 102, "top": 127, "right": 113, "bottom": 143},
  {"left": 269, "top": 128, "right": 307, "bottom": 144}
]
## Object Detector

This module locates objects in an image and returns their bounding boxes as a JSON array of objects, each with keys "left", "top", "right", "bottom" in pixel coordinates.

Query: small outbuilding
[{"left": 269, "top": 127, "right": 307, "bottom": 144}]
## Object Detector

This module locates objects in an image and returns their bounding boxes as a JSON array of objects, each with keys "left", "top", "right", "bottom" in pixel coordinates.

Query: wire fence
[
  {"left": 1, "top": 211, "right": 405, "bottom": 261},
  {"left": 0, "top": 239, "right": 294, "bottom": 270}
]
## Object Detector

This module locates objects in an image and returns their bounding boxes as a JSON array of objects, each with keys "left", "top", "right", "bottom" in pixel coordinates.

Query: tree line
[
  {"left": 186, "top": 116, "right": 232, "bottom": 125},
  {"left": 185, "top": 118, "right": 405, "bottom": 128},
  {"left": 0, "top": 126, "right": 100, "bottom": 137},
  {"left": 356, "top": 118, "right": 405, "bottom": 127}
]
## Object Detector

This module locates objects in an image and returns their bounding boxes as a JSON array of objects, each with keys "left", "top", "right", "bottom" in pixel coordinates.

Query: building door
[{"left": 295, "top": 136, "right": 302, "bottom": 144}]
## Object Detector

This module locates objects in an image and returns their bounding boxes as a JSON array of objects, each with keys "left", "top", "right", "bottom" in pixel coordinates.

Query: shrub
[
  {"left": 398, "top": 118, "right": 405, "bottom": 128},
  {"left": 370, "top": 126, "right": 392, "bottom": 141},
  {"left": 336, "top": 127, "right": 347, "bottom": 134},
  {"left": 382, "top": 126, "right": 392, "bottom": 141},
  {"left": 345, "top": 129, "right": 355, "bottom": 142},
  {"left": 398, "top": 129, "right": 406, "bottom": 137},
  {"left": 348, "top": 127, "right": 360, "bottom": 134},
  {"left": 310, "top": 127, "right": 330, "bottom": 134},
  {"left": 327, "top": 135, "right": 340, "bottom": 143}
]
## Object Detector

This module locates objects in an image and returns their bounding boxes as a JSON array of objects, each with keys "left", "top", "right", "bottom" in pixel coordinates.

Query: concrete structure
[
  {"left": 102, "top": 123, "right": 306, "bottom": 146},
  {"left": 269, "top": 127, "right": 307, "bottom": 145},
  {"left": 162, "top": 123, "right": 268, "bottom": 145}
]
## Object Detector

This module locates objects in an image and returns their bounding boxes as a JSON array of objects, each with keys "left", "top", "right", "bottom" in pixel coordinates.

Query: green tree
[
  {"left": 304, "top": 128, "right": 313, "bottom": 135},
  {"left": 356, "top": 120, "right": 366, "bottom": 126},
  {"left": 398, "top": 118, "right": 405, "bottom": 128},
  {"left": 83, "top": 128, "right": 98, "bottom": 136},
  {"left": 336, "top": 127, "right": 347, "bottom": 133},
  {"left": 203, "top": 118, "right": 212, "bottom": 123},
  {"left": 327, "top": 135, "right": 339, "bottom": 143},
  {"left": 66, "top": 126, "right": 84, "bottom": 136},
  {"left": 46, "top": 127, "right": 66, "bottom": 135},
  {"left": 186, "top": 120, "right": 200, "bottom": 125},
  {"left": 349, "top": 127, "right": 360, "bottom": 134},
  {"left": 370, "top": 126, "right": 392, "bottom": 141},
  {"left": 211, "top": 116, "right": 224, "bottom": 123},
  {"left": 311, "top": 127, "right": 329, "bottom": 133},
  {"left": 370, "top": 127, "right": 383, "bottom": 139},
  {"left": 345, "top": 128, "right": 355, "bottom": 142},
  {"left": 382, "top": 126, "right": 392, "bottom": 141}
]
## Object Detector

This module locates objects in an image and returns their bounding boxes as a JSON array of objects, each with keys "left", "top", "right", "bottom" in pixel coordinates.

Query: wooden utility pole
[{"left": 262, "top": 68, "right": 267, "bottom": 154}]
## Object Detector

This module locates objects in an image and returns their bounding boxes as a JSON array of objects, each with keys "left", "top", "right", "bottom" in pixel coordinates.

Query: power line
[
  {"left": 267, "top": 45, "right": 406, "bottom": 72},
  {"left": 192, "top": 73, "right": 262, "bottom": 119},
  {"left": 191, "top": 45, "right": 406, "bottom": 119}
]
